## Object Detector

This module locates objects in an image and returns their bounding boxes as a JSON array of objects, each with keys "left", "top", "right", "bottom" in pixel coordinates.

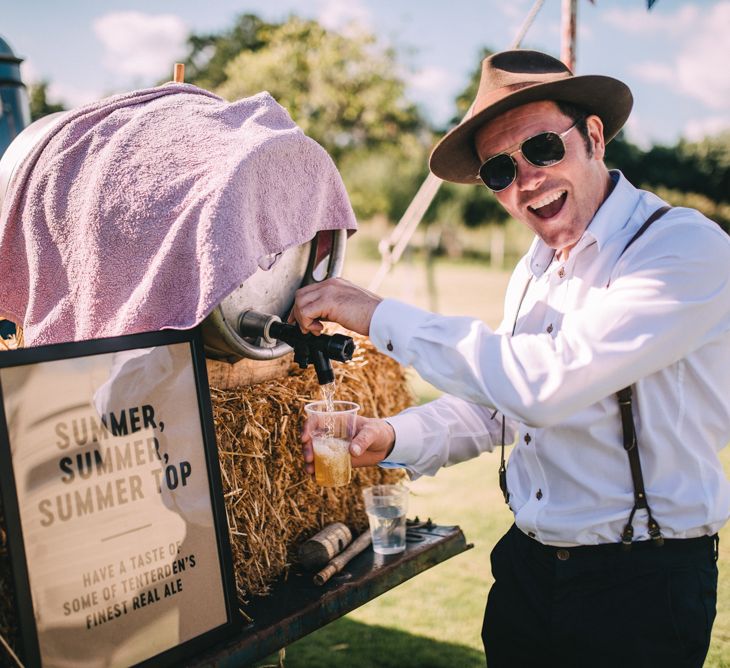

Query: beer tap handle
[
  {"left": 312, "top": 350, "right": 335, "bottom": 385},
  {"left": 293, "top": 342, "right": 311, "bottom": 370},
  {"left": 237, "top": 310, "right": 354, "bottom": 385}
]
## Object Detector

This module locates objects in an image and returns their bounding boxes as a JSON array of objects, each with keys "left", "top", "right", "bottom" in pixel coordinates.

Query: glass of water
[{"left": 362, "top": 484, "right": 409, "bottom": 555}]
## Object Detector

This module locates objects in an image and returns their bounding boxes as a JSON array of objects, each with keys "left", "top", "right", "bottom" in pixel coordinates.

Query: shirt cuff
[
  {"left": 382, "top": 412, "right": 424, "bottom": 466},
  {"left": 370, "top": 298, "right": 433, "bottom": 366}
]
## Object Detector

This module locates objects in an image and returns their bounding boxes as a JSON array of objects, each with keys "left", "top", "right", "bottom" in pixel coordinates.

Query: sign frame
[{"left": 0, "top": 327, "right": 239, "bottom": 667}]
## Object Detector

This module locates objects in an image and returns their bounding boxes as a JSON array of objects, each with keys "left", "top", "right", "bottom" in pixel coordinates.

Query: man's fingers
[
  {"left": 291, "top": 289, "right": 328, "bottom": 334},
  {"left": 302, "top": 414, "right": 393, "bottom": 476},
  {"left": 350, "top": 423, "right": 378, "bottom": 457},
  {"left": 289, "top": 277, "right": 380, "bottom": 337},
  {"left": 300, "top": 419, "right": 315, "bottom": 475}
]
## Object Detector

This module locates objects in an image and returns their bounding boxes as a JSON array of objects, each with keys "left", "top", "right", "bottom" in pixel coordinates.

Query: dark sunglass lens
[
  {"left": 523, "top": 131, "right": 565, "bottom": 167},
  {"left": 480, "top": 154, "right": 516, "bottom": 191}
]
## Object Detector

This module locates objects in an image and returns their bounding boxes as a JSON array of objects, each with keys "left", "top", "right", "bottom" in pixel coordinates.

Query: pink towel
[{"left": 0, "top": 83, "right": 357, "bottom": 346}]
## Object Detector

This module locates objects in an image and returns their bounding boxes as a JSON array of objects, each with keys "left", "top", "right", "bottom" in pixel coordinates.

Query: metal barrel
[{"left": 0, "top": 107, "right": 348, "bottom": 361}]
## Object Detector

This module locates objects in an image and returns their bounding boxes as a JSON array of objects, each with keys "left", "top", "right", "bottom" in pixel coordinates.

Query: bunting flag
[{"left": 587, "top": 0, "right": 657, "bottom": 8}]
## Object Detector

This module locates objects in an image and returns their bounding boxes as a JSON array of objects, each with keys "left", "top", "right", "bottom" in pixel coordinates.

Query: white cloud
[
  {"left": 673, "top": 2, "right": 730, "bottom": 110},
  {"left": 402, "top": 65, "right": 454, "bottom": 125},
  {"left": 19, "top": 58, "right": 100, "bottom": 108},
  {"left": 492, "top": 0, "right": 542, "bottom": 47},
  {"left": 577, "top": 21, "right": 593, "bottom": 41},
  {"left": 601, "top": 4, "right": 700, "bottom": 36},
  {"left": 19, "top": 59, "right": 41, "bottom": 84},
  {"left": 93, "top": 12, "right": 188, "bottom": 81},
  {"left": 626, "top": 2, "right": 730, "bottom": 111},
  {"left": 623, "top": 113, "right": 652, "bottom": 151},
  {"left": 47, "top": 82, "right": 100, "bottom": 108},
  {"left": 683, "top": 116, "right": 730, "bottom": 142},
  {"left": 631, "top": 62, "right": 673, "bottom": 86},
  {"left": 407, "top": 66, "right": 451, "bottom": 94},
  {"left": 496, "top": 0, "right": 534, "bottom": 25},
  {"left": 316, "top": 0, "right": 373, "bottom": 36}
]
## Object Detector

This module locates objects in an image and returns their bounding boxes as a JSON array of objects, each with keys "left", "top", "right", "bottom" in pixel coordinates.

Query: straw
[{"left": 0, "top": 333, "right": 412, "bottom": 654}]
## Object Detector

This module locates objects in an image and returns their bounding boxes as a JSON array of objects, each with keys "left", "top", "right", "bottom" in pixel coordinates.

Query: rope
[
  {"left": 0, "top": 633, "right": 24, "bottom": 668},
  {"left": 511, "top": 0, "right": 547, "bottom": 50},
  {"left": 368, "top": 0, "right": 546, "bottom": 292}
]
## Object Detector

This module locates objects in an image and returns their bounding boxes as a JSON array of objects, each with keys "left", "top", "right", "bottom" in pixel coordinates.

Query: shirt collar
[{"left": 528, "top": 170, "right": 641, "bottom": 277}]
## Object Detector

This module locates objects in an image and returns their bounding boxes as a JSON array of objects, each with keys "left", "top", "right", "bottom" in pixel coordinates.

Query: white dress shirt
[{"left": 370, "top": 171, "right": 730, "bottom": 546}]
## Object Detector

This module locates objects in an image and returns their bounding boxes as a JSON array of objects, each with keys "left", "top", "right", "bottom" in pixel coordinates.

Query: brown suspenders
[
  {"left": 615, "top": 205, "right": 672, "bottom": 548},
  {"left": 498, "top": 205, "right": 672, "bottom": 548}
]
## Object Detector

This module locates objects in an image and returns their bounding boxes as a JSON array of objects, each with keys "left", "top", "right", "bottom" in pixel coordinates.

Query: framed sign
[{"left": 0, "top": 328, "right": 238, "bottom": 667}]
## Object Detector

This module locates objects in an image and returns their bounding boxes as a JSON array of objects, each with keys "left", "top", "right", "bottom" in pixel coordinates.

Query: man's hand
[
  {"left": 289, "top": 277, "right": 382, "bottom": 336},
  {"left": 301, "top": 415, "right": 396, "bottom": 476}
]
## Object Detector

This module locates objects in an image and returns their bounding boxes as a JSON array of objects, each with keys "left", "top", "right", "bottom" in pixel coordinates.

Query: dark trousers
[{"left": 482, "top": 524, "right": 718, "bottom": 668}]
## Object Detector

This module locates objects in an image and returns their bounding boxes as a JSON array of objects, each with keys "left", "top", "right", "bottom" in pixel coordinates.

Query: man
[{"left": 292, "top": 50, "right": 730, "bottom": 667}]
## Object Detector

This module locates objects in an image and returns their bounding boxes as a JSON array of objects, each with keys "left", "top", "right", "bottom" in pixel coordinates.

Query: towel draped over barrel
[{"left": 0, "top": 83, "right": 357, "bottom": 346}]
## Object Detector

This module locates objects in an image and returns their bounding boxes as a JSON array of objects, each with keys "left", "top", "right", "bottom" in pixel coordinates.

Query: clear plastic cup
[
  {"left": 362, "top": 484, "right": 409, "bottom": 554},
  {"left": 304, "top": 401, "right": 359, "bottom": 487}
]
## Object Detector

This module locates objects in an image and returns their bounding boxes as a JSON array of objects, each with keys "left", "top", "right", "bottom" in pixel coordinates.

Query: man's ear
[{"left": 586, "top": 114, "right": 606, "bottom": 160}]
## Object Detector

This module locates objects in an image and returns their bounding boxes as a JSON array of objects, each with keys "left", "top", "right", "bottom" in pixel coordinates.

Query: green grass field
[{"left": 258, "top": 229, "right": 730, "bottom": 667}]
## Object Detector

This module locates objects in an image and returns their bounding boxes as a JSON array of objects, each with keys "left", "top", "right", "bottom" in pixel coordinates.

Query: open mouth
[{"left": 528, "top": 190, "right": 567, "bottom": 219}]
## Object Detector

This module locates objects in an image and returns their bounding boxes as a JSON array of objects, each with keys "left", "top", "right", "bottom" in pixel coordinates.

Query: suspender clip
[
  {"left": 648, "top": 518, "right": 664, "bottom": 547},
  {"left": 620, "top": 523, "right": 634, "bottom": 550},
  {"left": 498, "top": 464, "right": 510, "bottom": 504}
]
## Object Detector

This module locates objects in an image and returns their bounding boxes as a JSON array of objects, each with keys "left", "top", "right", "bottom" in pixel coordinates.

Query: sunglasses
[{"left": 478, "top": 119, "right": 582, "bottom": 192}]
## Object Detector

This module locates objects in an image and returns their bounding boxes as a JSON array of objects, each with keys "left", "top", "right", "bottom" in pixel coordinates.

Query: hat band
[{"left": 471, "top": 77, "right": 571, "bottom": 119}]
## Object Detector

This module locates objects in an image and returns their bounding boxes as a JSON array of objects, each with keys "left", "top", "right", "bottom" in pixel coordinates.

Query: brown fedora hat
[{"left": 429, "top": 49, "right": 633, "bottom": 185}]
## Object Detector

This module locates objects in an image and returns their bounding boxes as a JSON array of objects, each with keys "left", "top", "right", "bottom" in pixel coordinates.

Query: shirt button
[
  {"left": 558, "top": 267, "right": 566, "bottom": 279},
  {"left": 536, "top": 489, "right": 543, "bottom": 500},
  {"left": 386, "top": 341, "right": 393, "bottom": 351},
  {"left": 546, "top": 323, "right": 553, "bottom": 334},
  {"left": 556, "top": 549, "right": 570, "bottom": 561},
  {"left": 524, "top": 433, "right": 531, "bottom": 444}
]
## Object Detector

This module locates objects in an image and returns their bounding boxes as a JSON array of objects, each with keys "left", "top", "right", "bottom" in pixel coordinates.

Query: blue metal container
[{"left": 0, "top": 35, "right": 31, "bottom": 158}]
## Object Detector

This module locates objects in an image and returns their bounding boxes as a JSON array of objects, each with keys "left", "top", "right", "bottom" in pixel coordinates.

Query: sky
[{"left": 3, "top": 0, "right": 729, "bottom": 149}]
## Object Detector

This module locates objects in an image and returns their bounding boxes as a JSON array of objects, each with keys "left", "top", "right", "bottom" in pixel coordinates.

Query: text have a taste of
[{"left": 62, "top": 542, "right": 197, "bottom": 630}]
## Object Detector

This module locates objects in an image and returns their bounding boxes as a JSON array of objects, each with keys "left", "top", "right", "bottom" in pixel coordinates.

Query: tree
[
  {"left": 429, "top": 46, "right": 507, "bottom": 231},
  {"left": 447, "top": 47, "right": 493, "bottom": 130},
  {"left": 28, "top": 82, "right": 65, "bottom": 122},
  {"left": 607, "top": 131, "right": 730, "bottom": 212},
  {"left": 338, "top": 138, "right": 430, "bottom": 223},
  {"left": 213, "top": 17, "right": 425, "bottom": 164},
  {"left": 181, "top": 15, "right": 431, "bottom": 222},
  {"left": 181, "top": 14, "right": 273, "bottom": 91},
  {"left": 678, "top": 132, "right": 730, "bottom": 205}
]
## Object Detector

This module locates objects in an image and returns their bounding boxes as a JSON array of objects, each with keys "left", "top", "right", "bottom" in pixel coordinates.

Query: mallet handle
[{"left": 313, "top": 530, "right": 372, "bottom": 586}]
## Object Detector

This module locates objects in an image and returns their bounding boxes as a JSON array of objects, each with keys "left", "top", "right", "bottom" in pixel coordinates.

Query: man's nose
[{"left": 514, "top": 154, "right": 547, "bottom": 192}]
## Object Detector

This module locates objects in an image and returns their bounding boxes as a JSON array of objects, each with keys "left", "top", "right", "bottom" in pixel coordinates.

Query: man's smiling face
[{"left": 474, "top": 101, "right": 611, "bottom": 254}]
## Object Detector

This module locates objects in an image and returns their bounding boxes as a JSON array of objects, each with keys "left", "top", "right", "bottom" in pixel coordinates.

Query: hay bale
[
  {"left": 0, "top": 334, "right": 412, "bottom": 658},
  {"left": 215, "top": 335, "right": 410, "bottom": 602}
]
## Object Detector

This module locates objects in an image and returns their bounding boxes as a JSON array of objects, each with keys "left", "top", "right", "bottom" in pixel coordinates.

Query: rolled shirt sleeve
[
  {"left": 370, "top": 215, "right": 730, "bottom": 429},
  {"left": 381, "top": 393, "right": 517, "bottom": 478},
  {"left": 368, "top": 176, "right": 730, "bottom": 544}
]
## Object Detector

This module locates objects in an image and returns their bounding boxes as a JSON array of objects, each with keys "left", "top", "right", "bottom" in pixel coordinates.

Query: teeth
[{"left": 530, "top": 190, "right": 566, "bottom": 210}]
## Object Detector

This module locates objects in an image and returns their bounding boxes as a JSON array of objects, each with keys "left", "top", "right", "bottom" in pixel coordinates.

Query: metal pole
[
  {"left": 560, "top": 0, "right": 577, "bottom": 71},
  {"left": 368, "top": 0, "right": 546, "bottom": 292}
]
